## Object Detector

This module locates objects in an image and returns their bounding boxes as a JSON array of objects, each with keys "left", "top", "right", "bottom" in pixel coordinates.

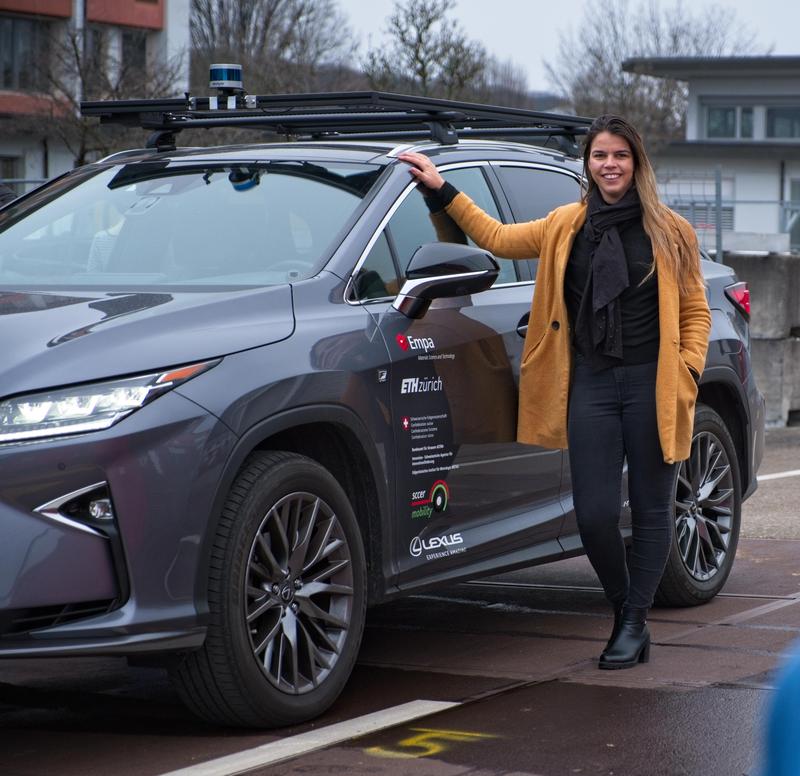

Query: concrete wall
[{"left": 722, "top": 253, "right": 800, "bottom": 425}]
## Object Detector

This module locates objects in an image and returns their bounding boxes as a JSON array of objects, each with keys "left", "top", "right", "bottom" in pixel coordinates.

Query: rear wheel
[
  {"left": 170, "top": 451, "right": 366, "bottom": 727},
  {"left": 655, "top": 404, "right": 741, "bottom": 607}
]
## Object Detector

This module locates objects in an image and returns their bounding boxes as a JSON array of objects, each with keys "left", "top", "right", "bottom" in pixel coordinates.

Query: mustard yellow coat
[{"left": 438, "top": 194, "right": 712, "bottom": 464}]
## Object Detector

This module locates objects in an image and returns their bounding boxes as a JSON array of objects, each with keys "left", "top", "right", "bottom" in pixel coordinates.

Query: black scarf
[{"left": 574, "top": 187, "right": 642, "bottom": 366}]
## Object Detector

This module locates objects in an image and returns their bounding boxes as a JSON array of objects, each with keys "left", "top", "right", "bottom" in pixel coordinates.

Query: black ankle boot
[
  {"left": 598, "top": 606, "right": 650, "bottom": 669},
  {"left": 603, "top": 604, "right": 624, "bottom": 652}
]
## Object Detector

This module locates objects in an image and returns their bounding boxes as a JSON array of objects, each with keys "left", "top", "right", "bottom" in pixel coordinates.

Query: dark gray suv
[{"left": 0, "top": 91, "right": 765, "bottom": 727}]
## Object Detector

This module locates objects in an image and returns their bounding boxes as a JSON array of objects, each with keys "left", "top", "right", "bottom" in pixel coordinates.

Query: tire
[
  {"left": 655, "top": 403, "right": 742, "bottom": 607},
  {"left": 170, "top": 451, "right": 367, "bottom": 727}
]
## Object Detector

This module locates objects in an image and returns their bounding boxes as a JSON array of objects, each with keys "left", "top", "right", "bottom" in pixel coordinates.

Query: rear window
[{"left": 0, "top": 160, "right": 382, "bottom": 288}]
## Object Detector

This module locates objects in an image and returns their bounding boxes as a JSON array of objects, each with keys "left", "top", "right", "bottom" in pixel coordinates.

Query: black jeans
[{"left": 568, "top": 358, "right": 678, "bottom": 611}]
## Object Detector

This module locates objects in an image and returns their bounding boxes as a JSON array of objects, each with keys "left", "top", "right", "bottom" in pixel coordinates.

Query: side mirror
[{"left": 392, "top": 242, "right": 500, "bottom": 319}]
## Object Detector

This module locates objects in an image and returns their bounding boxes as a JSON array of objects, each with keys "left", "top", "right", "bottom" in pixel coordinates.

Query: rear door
[
  {"left": 351, "top": 163, "right": 564, "bottom": 587},
  {"left": 490, "top": 161, "right": 631, "bottom": 546}
]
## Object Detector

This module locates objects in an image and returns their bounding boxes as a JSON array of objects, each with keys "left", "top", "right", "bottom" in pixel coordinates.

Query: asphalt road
[
  {"left": 0, "top": 427, "right": 797, "bottom": 776},
  {"left": 740, "top": 426, "right": 800, "bottom": 539}
]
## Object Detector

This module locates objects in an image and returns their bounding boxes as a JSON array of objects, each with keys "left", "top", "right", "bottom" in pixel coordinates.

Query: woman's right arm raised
[{"left": 397, "top": 151, "right": 546, "bottom": 260}]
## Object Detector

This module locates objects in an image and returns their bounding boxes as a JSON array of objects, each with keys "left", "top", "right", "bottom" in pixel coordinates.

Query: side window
[
  {"left": 443, "top": 167, "right": 516, "bottom": 284},
  {"left": 352, "top": 165, "right": 519, "bottom": 302},
  {"left": 494, "top": 166, "right": 581, "bottom": 278},
  {"left": 495, "top": 166, "right": 581, "bottom": 222},
  {"left": 351, "top": 232, "right": 400, "bottom": 300}
]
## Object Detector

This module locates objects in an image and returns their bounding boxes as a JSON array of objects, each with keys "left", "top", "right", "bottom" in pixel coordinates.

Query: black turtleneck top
[{"left": 565, "top": 216, "right": 660, "bottom": 366}]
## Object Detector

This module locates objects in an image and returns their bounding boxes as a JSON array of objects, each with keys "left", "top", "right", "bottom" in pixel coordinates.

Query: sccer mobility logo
[
  {"left": 396, "top": 333, "right": 436, "bottom": 353},
  {"left": 409, "top": 532, "right": 464, "bottom": 559},
  {"left": 410, "top": 480, "right": 449, "bottom": 519}
]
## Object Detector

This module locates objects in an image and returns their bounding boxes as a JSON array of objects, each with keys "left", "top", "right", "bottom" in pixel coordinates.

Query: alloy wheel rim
[
  {"left": 244, "top": 492, "right": 354, "bottom": 694},
  {"left": 674, "top": 431, "right": 735, "bottom": 582}
]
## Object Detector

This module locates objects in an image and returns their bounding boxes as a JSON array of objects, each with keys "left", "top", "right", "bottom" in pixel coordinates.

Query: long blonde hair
[{"left": 581, "top": 115, "right": 703, "bottom": 295}]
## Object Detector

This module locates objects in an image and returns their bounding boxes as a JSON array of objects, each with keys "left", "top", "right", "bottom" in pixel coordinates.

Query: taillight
[{"left": 725, "top": 281, "right": 750, "bottom": 319}]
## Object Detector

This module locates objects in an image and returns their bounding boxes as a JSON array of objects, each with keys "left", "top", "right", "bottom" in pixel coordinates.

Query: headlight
[{"left": 0, "top": 361, "right": 218, "bottom": 443}]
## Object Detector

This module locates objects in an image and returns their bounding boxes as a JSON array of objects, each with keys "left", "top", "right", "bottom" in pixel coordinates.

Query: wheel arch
[
  {"left": 697, "top": 367, "right": 751, "bottom": 492},
  {"left": 195, "top": 405, "right": 390, "bottom": 615}
]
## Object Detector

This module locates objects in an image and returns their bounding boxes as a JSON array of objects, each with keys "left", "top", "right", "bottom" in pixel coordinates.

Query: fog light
[
  {"left": 89, "top": 498, "right": 114, "bottom": 521},
  {"left": 35, "top": 482, "right": 115, "bottom": 536}
]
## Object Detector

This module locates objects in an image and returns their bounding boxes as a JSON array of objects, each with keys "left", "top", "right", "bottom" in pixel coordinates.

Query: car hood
[{"left": 0, "top": 286, "right": 294, "bottom": 397}]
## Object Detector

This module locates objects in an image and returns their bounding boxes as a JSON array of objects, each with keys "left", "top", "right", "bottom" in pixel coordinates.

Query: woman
[{"left": 398, "top": 115, "right": 711, "bottom": 669}]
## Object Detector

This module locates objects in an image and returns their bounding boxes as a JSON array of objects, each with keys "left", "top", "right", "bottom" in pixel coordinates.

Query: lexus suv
[{"left": 0, "top": 90, "right": 765, "bottom": 727}]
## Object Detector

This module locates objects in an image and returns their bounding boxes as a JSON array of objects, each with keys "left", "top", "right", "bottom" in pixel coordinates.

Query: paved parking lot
[
  {"left": 740, "top": 426, "right": 800, "bottom": 539},
  {"left": 0, "top": 427, "right": 797, "bottom": 775}
]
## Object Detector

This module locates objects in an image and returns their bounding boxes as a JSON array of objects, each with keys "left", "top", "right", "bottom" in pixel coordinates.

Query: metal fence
[{"left": 658, "top": 167, "right": 800, "bottom": 255}]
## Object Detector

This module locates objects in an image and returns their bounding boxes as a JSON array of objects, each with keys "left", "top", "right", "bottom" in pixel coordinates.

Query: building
[
  {"left": 0, "top": 0, "right": 190, "bottom": 194},
  {"left": 624, "top": 56, "right": 800, "bottom": 426},
  {"left": 623, "top": 56, "right": 800, "bottom": 255}
]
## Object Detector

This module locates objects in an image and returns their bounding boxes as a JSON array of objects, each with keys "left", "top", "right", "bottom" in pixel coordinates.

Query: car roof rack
[{"left": 81, "top": 89, "right": 593, "bottom": 156}]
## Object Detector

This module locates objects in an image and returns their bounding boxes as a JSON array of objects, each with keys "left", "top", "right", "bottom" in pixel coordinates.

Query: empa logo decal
[{"left": 396, "top": 333, "right": 436, "bottom": 353}]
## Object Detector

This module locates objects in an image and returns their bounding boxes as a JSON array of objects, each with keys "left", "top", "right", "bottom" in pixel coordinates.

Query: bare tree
[
  {"left": 21, "top": 25, "right": 185, "bottom": 166},
  {"left": 546, "top": 0, "right": 765, "bottom": 148},
  {"left": 476, "top": 56, "right": 534, "bottom": 108},
  {"left": 363, "top": 0, "right": 487, "bottom": 100},
  {"left": 190, "top": 0, "right": 355, "bottom": 95}
]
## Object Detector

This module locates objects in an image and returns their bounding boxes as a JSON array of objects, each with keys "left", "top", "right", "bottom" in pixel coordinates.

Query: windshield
[{"left": 0, "top": 160, "right": 382, "bottom": 288}]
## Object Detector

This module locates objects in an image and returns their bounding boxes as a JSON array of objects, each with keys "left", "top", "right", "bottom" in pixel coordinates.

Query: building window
[
  {"left": 767, "top": 108, "right": 800, "bottom": 139},
  {"left": 707, "top": 107, "right": 736, "bottom": 138},
  {"left": 705, "top": 106, "right": 754, "bottom": 140},
  {"left": 658, "top": 170, "right": 735, "bottom": 233},
  {"left": 0, "top": 15, "right": 49, "bottom": 91},
  {"left": 672, "top": 203, "right": 734, "bottom": 232},
  {"left": 122, "top": 29, "right": 148, "bottom": 74},
  {"left": 85, "top": 25, "right": 107, "bottom": 70},
  {"left": 0, "top": 157, "right": 22, "bottom": 197},
  {"left": 740, "top": 107, "right": 754, "bottom": 139}
]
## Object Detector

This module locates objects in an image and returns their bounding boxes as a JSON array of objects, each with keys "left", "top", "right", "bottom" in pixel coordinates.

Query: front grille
[{"left": 0, "top": 599, "right": 118, "bottom": 637}]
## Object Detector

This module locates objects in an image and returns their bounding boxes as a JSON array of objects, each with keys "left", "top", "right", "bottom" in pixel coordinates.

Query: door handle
[{"left": 516, "top": 313, "right": 529, "bottom": 338}]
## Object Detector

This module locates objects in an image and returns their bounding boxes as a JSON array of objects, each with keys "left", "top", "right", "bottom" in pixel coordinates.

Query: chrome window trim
[
  {"left": 489, "top": 160, "right": 584, "bottom": 187},
  {"left": 345, "top": 160, "right": 532, "bottom": 306}
]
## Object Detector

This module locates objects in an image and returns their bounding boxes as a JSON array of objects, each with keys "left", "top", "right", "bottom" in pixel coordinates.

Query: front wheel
[
  {"left": 170, "top": 451, "right": 366, "bottom": 727},
  {"left": 655, "top": 404, "right": 742, "bottom": 607}
]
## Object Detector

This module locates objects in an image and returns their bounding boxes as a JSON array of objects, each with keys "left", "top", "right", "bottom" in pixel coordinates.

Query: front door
[{"left": 351, "top": 165, "right": 564, "bottom": 586}]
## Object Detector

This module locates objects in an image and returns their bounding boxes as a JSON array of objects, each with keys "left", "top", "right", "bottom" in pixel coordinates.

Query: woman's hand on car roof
[{"left": 397, "top": 152, "right": 446, "bottom": 193}]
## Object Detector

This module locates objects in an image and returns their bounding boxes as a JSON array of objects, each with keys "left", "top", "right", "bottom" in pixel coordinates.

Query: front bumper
[{"left": 0, "top": 391, "right": 236, "bottom": 656}]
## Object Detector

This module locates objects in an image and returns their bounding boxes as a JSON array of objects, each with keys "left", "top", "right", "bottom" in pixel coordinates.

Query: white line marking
[
  {"left": 757, "top": 469, "right": 800, "bottom": 482},
  {"left": 157, "top": 699, "right": 459, "bottom": 776}
]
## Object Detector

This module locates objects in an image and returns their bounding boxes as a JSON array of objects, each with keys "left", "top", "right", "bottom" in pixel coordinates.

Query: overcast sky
[{"left": 336, "top": 0, "right": 800, "bottom": 92}]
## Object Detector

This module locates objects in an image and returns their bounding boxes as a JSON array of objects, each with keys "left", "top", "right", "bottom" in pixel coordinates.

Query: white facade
[
  {"left": 624, "top": 57, "right": 800, "bottom": 254},
  {"left": 155, "top": 0, "right": 191, "bottom": 95}
]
